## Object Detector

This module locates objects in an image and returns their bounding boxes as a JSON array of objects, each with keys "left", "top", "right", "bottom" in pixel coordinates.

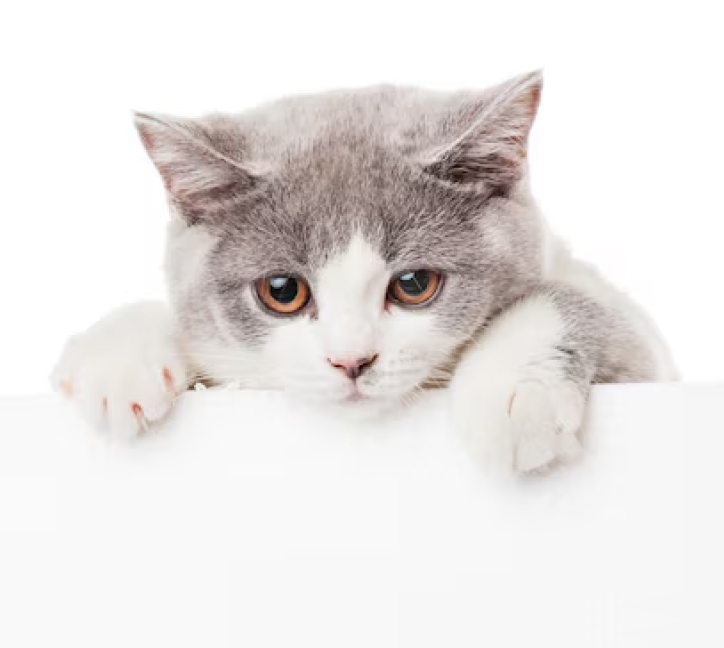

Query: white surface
[
  {"left": 2, "top": 0, "right": 724, "bottom": 393},
  {"left": 1, "top": 384, "right": 723, "bottom": 647}
]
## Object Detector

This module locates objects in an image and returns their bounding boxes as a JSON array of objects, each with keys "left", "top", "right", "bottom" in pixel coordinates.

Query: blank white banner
[{"left": 1, "top": 383, "right": 722, "bottom": 647}]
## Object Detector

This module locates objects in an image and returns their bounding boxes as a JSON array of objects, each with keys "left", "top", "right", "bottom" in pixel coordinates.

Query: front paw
[
  {"left": 50, "top": 302, "right": 188, "bottom": 439},
  {"left": 451, "top": 378, "right": 585, "bottom": 473}
]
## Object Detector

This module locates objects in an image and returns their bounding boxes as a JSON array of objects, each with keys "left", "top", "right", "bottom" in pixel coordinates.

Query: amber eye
[
  {"left": 256, "top": 276, "right": 311, "bottom": 315},
  {"left": 388, "top": 270, "right": 442, "bottom": 306}
]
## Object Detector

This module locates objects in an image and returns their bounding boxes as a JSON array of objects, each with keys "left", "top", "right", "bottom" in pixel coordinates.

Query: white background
[{"left": 1, "top": 0, "right": 722, "bottom": 391}]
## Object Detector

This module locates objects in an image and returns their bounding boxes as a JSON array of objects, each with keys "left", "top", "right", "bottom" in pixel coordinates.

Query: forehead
[{"left": 213, "top": 136, "right": 488, "bottom": 282}]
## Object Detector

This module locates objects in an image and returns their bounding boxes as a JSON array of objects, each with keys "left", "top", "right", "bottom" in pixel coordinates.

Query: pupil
[
  {"left": 399, "top": 271, "right": 429, "bottom": 296},
  {"left": 269, "top": 277, "right": 298, "bottom": 304}
]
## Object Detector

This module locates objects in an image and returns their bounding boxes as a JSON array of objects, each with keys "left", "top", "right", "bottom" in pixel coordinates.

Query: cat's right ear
[{"left": 134, "top": 112, "right": 264, "bottom": 218}]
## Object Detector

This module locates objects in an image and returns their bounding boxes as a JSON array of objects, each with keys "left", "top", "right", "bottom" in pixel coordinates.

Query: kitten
[{"left": 51, "top": 71, "right": 677, "bottom": 471}]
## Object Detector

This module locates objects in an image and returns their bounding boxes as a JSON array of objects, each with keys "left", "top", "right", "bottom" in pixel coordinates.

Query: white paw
[
  {"left": 449, "top": 291, "right": 590, "bottom": 473},
  {"left": 50, "top": 302, "right": 188, "bottom": 439},
  {"left": 452, "top": 377, "right": 585, "bottom": 473}
]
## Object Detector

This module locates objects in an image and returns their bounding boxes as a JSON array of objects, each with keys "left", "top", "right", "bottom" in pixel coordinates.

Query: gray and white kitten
[{"left": 52, "top": 71, "right": 677, "bottom": 472}]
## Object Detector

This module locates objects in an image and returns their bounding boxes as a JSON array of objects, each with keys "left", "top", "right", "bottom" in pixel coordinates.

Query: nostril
[
  {"left": 349, "top": 355, "right": 377, "bottom": 380},
  {"left": 328, "top": 354, "right": 378, "bottom": 380},
  {"left": 357, "top": 354, "right": 378, "bottom": 376}
]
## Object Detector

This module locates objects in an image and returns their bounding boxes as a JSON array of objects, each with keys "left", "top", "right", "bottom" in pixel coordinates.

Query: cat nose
[{"left": 327, "top": 355, "right": 378, "bottom": 380}]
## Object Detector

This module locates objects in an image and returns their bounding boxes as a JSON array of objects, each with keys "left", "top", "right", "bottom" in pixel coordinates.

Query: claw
[
  {"left": 131, "top": 403, "right": 149, "bottom": 434},
  {"left": 162, "top": 367, "right": 175, "bottom": 394},
  {"left": 58, "top": 379, "right": 74, "bottom": 398}
]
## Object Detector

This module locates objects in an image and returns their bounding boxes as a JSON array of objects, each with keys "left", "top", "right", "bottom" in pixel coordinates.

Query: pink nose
[{"left": 328, "top": 355, "right": 378, "bottom": 380}]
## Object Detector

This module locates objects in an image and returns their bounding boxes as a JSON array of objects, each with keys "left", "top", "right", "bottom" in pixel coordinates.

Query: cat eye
[
  {"left": 256, "top": 276, "right": 311, "bottom": 315},
  {"left": 388, "top": 270, "right": 442, "bottom": 307}
]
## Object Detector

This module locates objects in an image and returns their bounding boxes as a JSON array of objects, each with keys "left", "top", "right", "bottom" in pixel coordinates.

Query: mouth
[{"left": 345, "top": 387, "right": 366, "bottom": 403}]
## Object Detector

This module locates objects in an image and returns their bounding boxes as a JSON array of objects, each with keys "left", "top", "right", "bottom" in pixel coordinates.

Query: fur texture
[{"left": 52, "top": 71, "right": 677, "bottom": 471}]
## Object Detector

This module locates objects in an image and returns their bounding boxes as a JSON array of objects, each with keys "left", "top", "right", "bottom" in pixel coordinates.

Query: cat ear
[
  {"left": 422, "top": 70, "right": 542, "bottom": 195},
  {"left": 134, "top": 112, "right": 263, "bottom": 212}
]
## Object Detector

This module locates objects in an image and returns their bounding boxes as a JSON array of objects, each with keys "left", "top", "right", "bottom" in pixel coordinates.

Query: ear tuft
[
  {"left": 134, "top": 112, "right": 260, "bottom": 211},
  {"left": 423, "top": 70, "right": 543, "bottom": 195}
]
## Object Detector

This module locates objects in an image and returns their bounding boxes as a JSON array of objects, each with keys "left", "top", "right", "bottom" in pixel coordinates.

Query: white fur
[
  {"left": 50, "top": 301, "right": 187, "bottom": 439},
  {"left": 450, "top": 293, "right": 584, "bottom": 472},
  {"left": 163, "top": 218, "right": 273, "bottom": 388},
  {"left": 315, "top": 233, "right": 389, "bottom": 364},
  {"left": 264, "top": 233, "right": 458, "bottom": 415}
]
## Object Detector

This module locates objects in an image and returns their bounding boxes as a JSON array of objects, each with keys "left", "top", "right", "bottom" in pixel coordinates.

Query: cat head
[{"left": 135, "top": 71, "right": 545, "bottom": 414}]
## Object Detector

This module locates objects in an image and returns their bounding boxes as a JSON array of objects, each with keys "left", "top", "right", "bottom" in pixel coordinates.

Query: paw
[
  {"left": 50, "top": 302, "right": 188, "bottom": 439},
  {"left": 451, "top": 378, "right": 585, "bottom": 473}
]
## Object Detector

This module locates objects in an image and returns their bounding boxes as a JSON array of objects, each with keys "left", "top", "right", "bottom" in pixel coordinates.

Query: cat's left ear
[
  {"left": 422, "top": 70, "right": 542, "bottom": 195},
  {"left": 134, "top": 112, "right": 264, "bottom": 219}
]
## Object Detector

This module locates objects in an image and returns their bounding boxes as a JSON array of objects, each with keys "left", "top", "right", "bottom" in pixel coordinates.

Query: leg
[{"left": 450, "top": 283, "right": 669, "bottom": 472}]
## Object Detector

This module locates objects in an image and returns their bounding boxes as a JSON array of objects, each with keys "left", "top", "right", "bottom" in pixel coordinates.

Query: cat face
[{"left": 137, "top": 72, "right": 545, "bottom": 413}]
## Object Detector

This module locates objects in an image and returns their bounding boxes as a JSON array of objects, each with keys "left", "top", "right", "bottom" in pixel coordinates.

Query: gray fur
[{"left": 542, "top": 283, "right": 657, "bottom": 388}]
